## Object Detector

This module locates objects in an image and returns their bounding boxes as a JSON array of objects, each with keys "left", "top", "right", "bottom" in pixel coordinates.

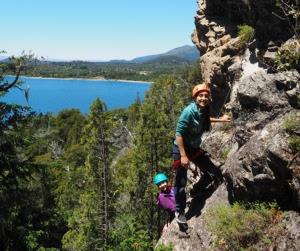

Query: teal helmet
[{"left": 154, "top": 172, "right": 168, "bottom": 186}]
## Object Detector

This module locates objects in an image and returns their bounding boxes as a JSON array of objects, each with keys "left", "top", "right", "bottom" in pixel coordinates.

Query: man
[{"left": 173, "top": 83, "right": 230, "bottom": 224}]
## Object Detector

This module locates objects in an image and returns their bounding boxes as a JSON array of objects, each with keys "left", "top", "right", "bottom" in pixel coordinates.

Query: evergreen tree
[
  {"left": 62, "top": 98, "right": 115, "bottom": 250},
  {"left": 0, "top": 51, "right": 66, "bottom": 250}
]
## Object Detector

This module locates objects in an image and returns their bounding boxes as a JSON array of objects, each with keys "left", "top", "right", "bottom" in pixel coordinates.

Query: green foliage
[
  {"left": 275, "top": 39, "right": 300, "bottom": 71},
  {"left": 283, "top": 115, "right": 300, "bottom": 133},
  {"left": 283, "top": 115, "right": 300, "bottom": 152},
  {"left": 155, "top": 243, "right": 174, "bottom": 251},
  {"left": 17, "top": 58, "right": 195, "bottom": 82},
  {"left": 127, "top": 95, "right": 142, "bottom": 130},
  {"left": 24, "top": 230, "right": 44, "bottom": 251},
  {"left": 62, "top": 98, "right": 117, "bottom": 250},
  {"left": 54, "top": 145, "right": 86, "bottom": 220},
  {"left": 206, "top": 202, "right": 284, "bottom": 251},
  {"left": 61, "top": 191, "right": 94, "bottom": 251},
  {"left": 54, "top": 109, "right": 86, "bottom": 147},
  {"left": 0, "top": 51, "right": 34, "bottom": 97},
  {"left": 108, "top": 214, "right": 152, "bottom": 251},
  {"left": 288, "top": 135, "right": 300, "bottom": 151},
  {"left": 220, "top": 147, "right": 230, "bottom": 164},
  {"left": 237, "top": 25, "right": 254, "bottom": 48},
  {"left": 1, "top": 52, "right": 67, "bottom": 250},
  {"left": 184, "top": 60, "right": 202, "bottom": 85}
]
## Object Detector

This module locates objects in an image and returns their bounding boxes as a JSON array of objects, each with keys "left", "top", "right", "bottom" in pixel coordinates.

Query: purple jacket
[{"left": 157, "top": 188, "right": 176, "bottom": 213}]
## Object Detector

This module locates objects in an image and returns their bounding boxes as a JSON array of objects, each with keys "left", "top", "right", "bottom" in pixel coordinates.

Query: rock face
[
  {"left": 192, "top": 0, "right": 300, "bottom": 211},
  {"left": 156, "top": 184, "right": 229, "bottom": 251},
  {"left": 191, "top": 0, "right": 296, "bottom": 106},
  {"left": 158, "top": 0, "right": 300, "bottom": 249}
]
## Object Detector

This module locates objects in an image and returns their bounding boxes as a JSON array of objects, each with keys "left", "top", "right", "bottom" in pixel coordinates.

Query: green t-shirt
[{"left": 175, "top": 102, "right": 207, "bottom": 149}]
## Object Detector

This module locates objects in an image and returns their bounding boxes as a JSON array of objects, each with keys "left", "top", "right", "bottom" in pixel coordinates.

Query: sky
[{"left": 1, "top": 0, "right": 197, "bottom": 61}]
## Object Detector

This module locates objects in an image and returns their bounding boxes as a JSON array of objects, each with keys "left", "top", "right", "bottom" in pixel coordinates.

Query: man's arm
[{"left": 210, "top": 114, "right": 231, "bottom": 123}]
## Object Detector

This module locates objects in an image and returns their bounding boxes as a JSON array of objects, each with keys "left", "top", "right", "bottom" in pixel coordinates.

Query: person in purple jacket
[
  {"left": 154, "top": 172, "right": 189, "bottom": 235},
  {"left": 154, "top": 172, "right": 175, "bottom": 225}
]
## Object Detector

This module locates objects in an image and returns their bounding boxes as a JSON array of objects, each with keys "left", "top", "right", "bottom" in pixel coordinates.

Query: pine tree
[
  {"left": 62, "top": 98, "right": 115, "bottom": 251},
  {"left": 84, "top": 98, "right": 114, "bottom": 249}
]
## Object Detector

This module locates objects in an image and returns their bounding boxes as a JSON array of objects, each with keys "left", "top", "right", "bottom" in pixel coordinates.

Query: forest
[
  {"left": 15, "top": 56, "right": 196, "bottom": 82},
  {"left": 0, "top": 53, "right": 201, "bottom": 250}
]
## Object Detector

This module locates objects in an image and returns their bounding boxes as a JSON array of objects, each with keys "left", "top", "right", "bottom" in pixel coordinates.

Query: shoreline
[{"left": 9, "top": 75, "right": 153, "bottom": 84}]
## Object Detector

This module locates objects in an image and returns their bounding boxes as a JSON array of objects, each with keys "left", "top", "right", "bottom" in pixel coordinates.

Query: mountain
[
  {"left": 130, "top": 45, "right": 199, "bottom": 63},
  {"left": 144, "top": 55, "right": 192, "bottom": 65},
  {"left": 1, "top": 46, "right": 199, "bottom": 64},
  {"left": 0, "top": 56, "right": 8, "bottom": 61}
]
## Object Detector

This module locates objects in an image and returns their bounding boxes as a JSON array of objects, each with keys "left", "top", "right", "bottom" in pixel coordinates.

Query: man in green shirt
[{"left": 173, "top": 83, "right": 230, "bottom": 224}]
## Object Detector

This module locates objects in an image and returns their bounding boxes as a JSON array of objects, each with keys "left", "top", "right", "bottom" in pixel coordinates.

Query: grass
[
  {"left": 205, "top": 202, "right": 284, "bottom": 251},
  {"left": 283, "top": 115, "right": 300, "bottom": 152},
  {"left": 237, "top": 25, "right": 254, "bottom": 48},
  {"left": 275, "top": 39, "right": 300, "bottom": 71},
  {"left": 220, "top": 147, "right": 230, "bottom": 164},
  {"left": 288, "top": 135, "right": 300, "bottom": 152},
  {"left": 155, "top": 243, "right": 174, "bottom": 251},
  {"left": 283, "top": 116, "right": 300, "bottom": 133}
]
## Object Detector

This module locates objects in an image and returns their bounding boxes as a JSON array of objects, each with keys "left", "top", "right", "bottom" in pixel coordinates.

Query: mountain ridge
[
  {"left": 0, "top": 45, "right": 199, "bottom": 64},
  {"left": 129, "top": 45, "right": 199, "bottom": 63}
]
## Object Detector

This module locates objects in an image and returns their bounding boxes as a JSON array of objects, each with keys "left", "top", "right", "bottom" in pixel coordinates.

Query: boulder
[{"left": 223, "top": 112, "right": 300, "bottom": 210}]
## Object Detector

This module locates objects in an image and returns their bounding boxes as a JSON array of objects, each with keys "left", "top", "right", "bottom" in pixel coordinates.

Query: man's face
[{"left": 195, "top": 91, "right": 210, "bottom": 108}]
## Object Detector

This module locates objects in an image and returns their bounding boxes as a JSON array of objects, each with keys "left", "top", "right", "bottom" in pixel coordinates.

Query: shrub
[
  {"left": 205, "top": 202, "right": 283, "bottom": 251},
  {"left": 283, "top": 115, "right": 300, "bottom": 152},
  {"left": 220, "top": 147, "right": 230, "bottom": 163},
  {"left": 275, "top": 39, "right": 300, "bottom": 71},
  {"left": 288, "top": 135, "right": 300, "bottom": 152},
  {"left": 107, "top": 214, "right": 152, "bottom": 251},
  {"left": 237, "top": 25, "right": 254, "bottom": 48},
  {"left": 283, "top": 115, "right": 300, "bottom": 134}
]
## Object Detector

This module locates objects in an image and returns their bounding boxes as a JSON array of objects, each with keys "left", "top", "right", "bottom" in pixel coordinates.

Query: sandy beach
[{"left": 15, "top": 75, "right": 153, "bottom": 84}]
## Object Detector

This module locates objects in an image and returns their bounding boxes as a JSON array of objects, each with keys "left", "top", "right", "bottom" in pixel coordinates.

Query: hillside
[
  {"left": 130, "top": 45, "right": 199, "bottom": 63},
  {"left": 1, "top": 45, "right": 198, "bottom": 82},
  {"left": 11, "top": 46, "right": 198, "bottom": 81}
]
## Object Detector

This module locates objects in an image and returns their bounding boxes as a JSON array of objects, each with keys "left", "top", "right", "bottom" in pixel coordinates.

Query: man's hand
[
  {"left": 181, "top": 155, "right": 189, "bottom": 168},
  {"left": 221, "top": 114, "right": 231, "bottom": 122}
]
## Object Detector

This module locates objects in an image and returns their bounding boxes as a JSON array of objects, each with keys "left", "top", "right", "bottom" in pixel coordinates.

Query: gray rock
[
  {"left": 223, "top": 113, "right": 300, "bottom": 210},
  {"left": 157, "top": 1, "right": 300, "bottom": 249},
  {"left": 155, "top": 184, "right": 229, "bottom": 250}
]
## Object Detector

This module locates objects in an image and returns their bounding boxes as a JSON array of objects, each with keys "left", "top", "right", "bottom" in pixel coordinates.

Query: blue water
[{"left": 1, "top": 76, "right": 151, "bottom": 114}]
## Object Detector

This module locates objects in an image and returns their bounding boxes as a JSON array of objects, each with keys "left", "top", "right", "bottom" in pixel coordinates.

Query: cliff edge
[{"left": 157, "top": 0, "right": 299, "bottom": 250}]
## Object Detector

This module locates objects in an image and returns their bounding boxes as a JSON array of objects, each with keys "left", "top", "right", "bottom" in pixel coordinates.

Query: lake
[{"left": 1, "top": 76, "right": 151, "bottom": 114}]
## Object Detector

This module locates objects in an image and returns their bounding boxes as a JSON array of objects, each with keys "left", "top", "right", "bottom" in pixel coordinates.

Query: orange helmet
[{"left": 192, "top": 84, "right": 210, "bottom": 98}]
